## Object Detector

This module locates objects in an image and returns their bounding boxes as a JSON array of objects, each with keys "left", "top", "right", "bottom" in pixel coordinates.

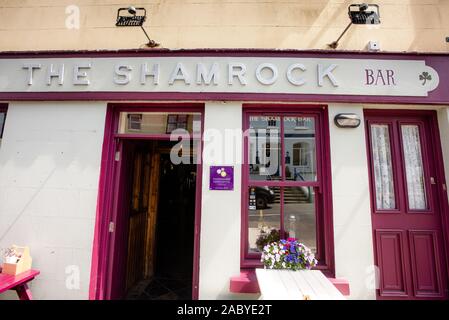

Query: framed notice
[{"left": 209, "top": 166, "right": 234, "bottom": 190}]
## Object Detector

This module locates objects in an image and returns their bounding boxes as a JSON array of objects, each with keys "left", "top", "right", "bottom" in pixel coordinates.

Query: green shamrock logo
[{"left": 419, "top": 72, "right": 432, "bottom": 85}]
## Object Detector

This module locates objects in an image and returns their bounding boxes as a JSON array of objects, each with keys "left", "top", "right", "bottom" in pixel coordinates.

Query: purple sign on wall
[{"left": 209, "top": 166, "right": 234, "bottom": 190}]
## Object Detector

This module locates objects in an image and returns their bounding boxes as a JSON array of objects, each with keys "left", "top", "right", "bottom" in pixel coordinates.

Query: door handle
[{"left": 430, "top": 177, "right": 436, "bottom": 185}]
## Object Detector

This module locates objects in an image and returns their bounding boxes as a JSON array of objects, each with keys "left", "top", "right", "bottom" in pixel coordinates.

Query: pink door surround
[
  {"left": 365, "top": 110, "right": 449, "bottom": 300},
  {"left": 89, "top": 103, "right": 204, "bottom": 300}
]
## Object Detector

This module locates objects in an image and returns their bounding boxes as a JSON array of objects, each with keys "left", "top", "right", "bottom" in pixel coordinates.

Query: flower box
[
  {"left": 1, "top": 246, "right": 32, "bottom": 276},
  {"left": 261, "top": 238, "right": 317, "bottom": 271}
]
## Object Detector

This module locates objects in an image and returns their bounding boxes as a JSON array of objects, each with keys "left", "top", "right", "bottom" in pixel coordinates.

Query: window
[
  {"left": 244, "top": 109, "right": 331, "bottom": 270},
  {"left": 166, "top": 114, "right": 188, "bottom": 133},
  {"left": 267, "top": 117, "right": 277, "bottom": 127},
  {"left": 128, "top": 114, "right": 142, "bottom": 131},
  {"left": 295, "top": 117, "right": 312, "bottom": 129},
  {"left": 370, "top": 124, "right": 396, "bottom": 210},
  {"left": 292, "top": 142, "right": 310, "bottom": 167},
  {"left": 401, "top": 125, "right": 427, "bottom": 210},
  {"left": 0, "top": 105, "right": 7, "bottom": 146},
  {"left": 118, "top": 112, "right": 201, "bottom": 135},
  {"left": 368, "top": 119, "right": 430, "bottom": 213}
]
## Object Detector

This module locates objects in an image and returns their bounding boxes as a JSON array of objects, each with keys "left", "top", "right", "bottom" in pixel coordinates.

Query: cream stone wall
[{"left": 0, "top": 0, "right": 449, "bottom": 52}]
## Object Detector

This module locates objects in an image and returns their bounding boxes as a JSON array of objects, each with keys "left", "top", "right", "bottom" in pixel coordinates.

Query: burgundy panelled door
[{"left": 365, "top": 111, "right": 449, "bottom": 300}]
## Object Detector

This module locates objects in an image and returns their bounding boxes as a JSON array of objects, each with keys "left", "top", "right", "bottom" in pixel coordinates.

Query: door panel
[
  {"left": 376, "top": 230, "right": 407, "bottom": 296},
  {"left": 366, "top": 111, "right": 449, "bottom": 300},
  {"left": 408, "top": 230, "right": 443, "bottom": 297}
]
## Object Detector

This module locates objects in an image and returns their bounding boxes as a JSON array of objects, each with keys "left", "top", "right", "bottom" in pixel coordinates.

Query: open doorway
[{"left": 114, "top": 140, "right": 197, "bottom": 300}]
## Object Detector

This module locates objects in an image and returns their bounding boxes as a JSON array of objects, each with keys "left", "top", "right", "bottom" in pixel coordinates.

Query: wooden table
[
  {"left": 0, "top": 269, "right": 40, "bottom": 300},
  {"left": 255, "top": 269, "right": 345, "bottom": 300}
]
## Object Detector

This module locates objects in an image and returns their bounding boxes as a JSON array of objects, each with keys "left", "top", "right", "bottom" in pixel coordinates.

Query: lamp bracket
[{"left": 116, "top": 7, "right": 147, "bottom": 27}]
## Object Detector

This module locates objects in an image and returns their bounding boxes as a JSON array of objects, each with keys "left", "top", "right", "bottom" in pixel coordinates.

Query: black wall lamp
[
  {"left": 329, "top": 3, "right": 380, "bottom": 49},
  {"left": 116, "top": 6, "right": 159, "bottom": 48},
  {"left": 334, "top": 113, "right": 361, "bottom": 128}
]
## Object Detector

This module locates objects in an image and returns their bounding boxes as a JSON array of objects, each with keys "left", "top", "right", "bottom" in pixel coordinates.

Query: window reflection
[
  {"left": 284, "top": 187, "right": 316, "bottom": 253},
  {"left": 246, "top": 114, "right": 320, "bottom": 261},
  {"left": 248, "top": 186, "right": 317, "bottom": 254},
  {"left": 249, "top": 116, "right": 281, "bottom": 181},
  {"left": 118, "top": 112, "right": 201, "bottom": 135},
  {"left": 0, "top": 111, "right": 6, "bottom": 146},
  {"left": 248, "top": 186, "right": 280, "bottom": 253},
  {"left": 284, "top": 117, "right": 316, "bottom": 182}
]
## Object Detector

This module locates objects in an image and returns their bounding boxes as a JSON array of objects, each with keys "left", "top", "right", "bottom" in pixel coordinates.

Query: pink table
[{"left": 0, "top": 269, "right": 40, "bottom": 300}]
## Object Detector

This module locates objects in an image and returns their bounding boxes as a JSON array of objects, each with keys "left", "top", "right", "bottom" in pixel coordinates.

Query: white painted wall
[
  {"left": 199, "top": 101, "right": 244, "bottom": 299},
  {"left": 0, "top": 101, "right": 107, "bottom": 299},
  {"left": 328, "top": 104, "right": 376, "bottom": 300},
  {"left": 437, "top": 107, "right": 449, "bottom": 204}
]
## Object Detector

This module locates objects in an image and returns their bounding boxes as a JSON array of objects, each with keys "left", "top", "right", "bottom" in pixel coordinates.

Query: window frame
[
  {"left": 241, "top": 104, "right": 335, "bottom": 275},
  {"left": 0, "top": 104, "right": 8, "bottom": 142},
  {"left": 366, "top": 116, "right": 434, "bottom": 215},
  {"left": 366, "top": 120, "right": 402, "bottom": 214}
]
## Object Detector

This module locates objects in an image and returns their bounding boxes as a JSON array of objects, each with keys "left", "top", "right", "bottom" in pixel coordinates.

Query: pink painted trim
[
  {"left": 328, "top": 278, "right": 351, "bottom": 296},
  {"left": 114, "top": 133, "right": 196, "bottom": 141},
  {"left": 191, "top": 109, "right": 204, "bottom": 300},
  {"left": 89, "top": 102, "right": 204, "bottom": 300},
  {"left": 229, "top": 270, "right": 349, "bottom": 296},
  {"left": 428, "top": 111, "right": 449, "bottom": 293},
  {"left": 229, "top": 271, "right": 260, "bottom": 294},
  {"left": 1, "top": 92, "right": 449, "bottom": 105},
  {"left": 89, "top": 106, "right": 115, "bottom": 300},
  {"left": 0, "top": 48, "right": 448, "bottom": 58}
]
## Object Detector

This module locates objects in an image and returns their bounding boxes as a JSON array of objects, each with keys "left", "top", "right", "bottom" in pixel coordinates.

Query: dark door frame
[{"left": 89, "top": 103, "right": 204, "bottom": 300}]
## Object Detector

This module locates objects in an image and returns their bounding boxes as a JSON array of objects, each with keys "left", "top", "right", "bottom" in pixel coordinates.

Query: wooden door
[
  {"left": 366, "top": 111, "right": 449, "bottom": 299},
  {"left": 125, "top": 143, "right": 161, "bottom": 290},
  {"left": 125, "top": 146, "right": 151, "bottom": 290}
]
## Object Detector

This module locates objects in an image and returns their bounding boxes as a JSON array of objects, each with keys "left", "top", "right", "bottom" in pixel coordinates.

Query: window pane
[
  {"left": 249, "top": 116, "right": 281, "bottom": 181},
  {"left": 371, "top": 124, "right": 396, "bottom": 210},
  {"left": 401, "top": 125, "right": 427, "bottom": 210},
  {"left": 0, "top": 112, "right": 5, "bottom": 138},
  {"left": 248, "top": 186, "right": 280, "bottom": 253},
  {"left": 284, "top": 187, "right": 317, "bottom": 253},
  {"left": 118, "top": 112, "right": 201, "bottom": 135},
  {"left": 0, "top": 112, "right": 5, "bottom": 146},
  {"left": 284, "top": 117, "right": 317, "bottom": 181}
]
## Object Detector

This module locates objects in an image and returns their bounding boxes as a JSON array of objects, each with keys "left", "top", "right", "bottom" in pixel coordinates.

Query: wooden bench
[
  {"left": 0, "top": 269, "right": 40, "bottom": 300},
  {"left": 255, "top": 269, "right": 345, "bottom": 300}
]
